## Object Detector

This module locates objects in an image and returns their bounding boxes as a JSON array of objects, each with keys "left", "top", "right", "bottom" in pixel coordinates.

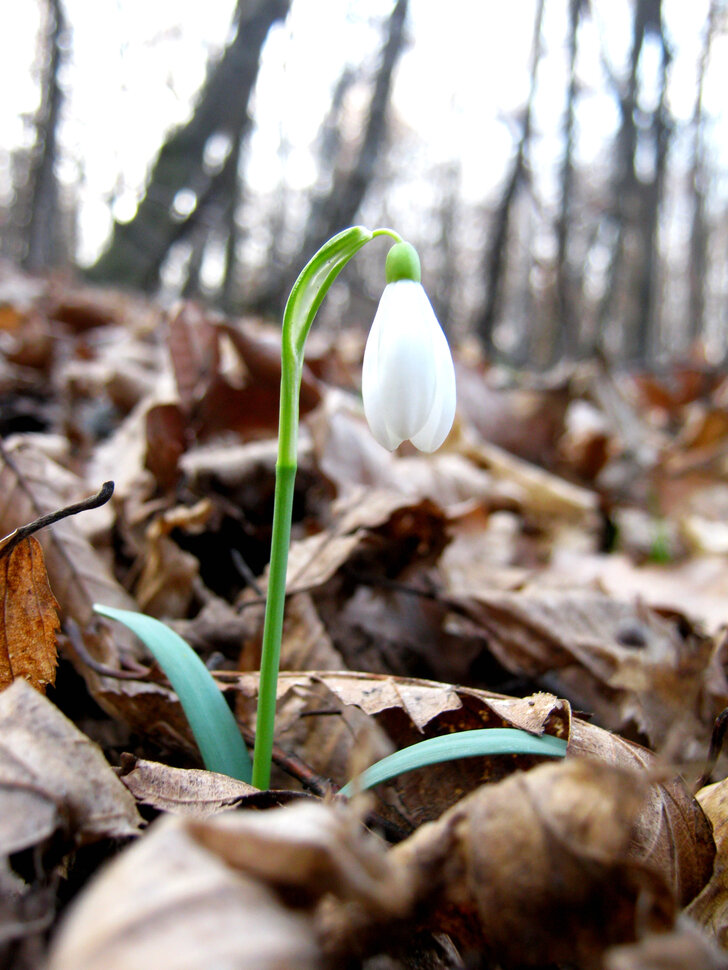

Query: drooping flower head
[{"left": 362, "top": 241, "right": 456, "bottom": 452}]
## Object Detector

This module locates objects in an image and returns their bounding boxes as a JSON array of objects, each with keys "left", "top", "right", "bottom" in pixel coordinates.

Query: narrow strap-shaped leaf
[
  {"left": 94, "top": 604, "right": 252, "bottom": 783},
  {"left": 339, "top": 728, "right": 567, "bottom": 798}
]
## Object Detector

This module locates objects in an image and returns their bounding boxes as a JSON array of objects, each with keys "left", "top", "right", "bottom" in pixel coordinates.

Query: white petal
[
  {"left": 410, "top": 321, "right": 456, "bottom": 451},
  {"left": 362, "top": 279, "right": 456, "bottom": 453},
  {"left": 362, "top": 297, "right": 403, "bottom": 450},
  {"left": 372, "top": 282, "right": 437, "bottom": 440}
]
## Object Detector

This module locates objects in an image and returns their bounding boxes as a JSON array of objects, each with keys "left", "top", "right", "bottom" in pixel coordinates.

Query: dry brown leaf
[
  {"left": 47, "top": 814, "right": 322, "bottom": 970},
  {"left": 464, "top": 434, "right": 600, "bottom": 524},
  {"left": 604, "top": 917, "right": 728, "bottom": 970},
  {"left": 230, "top": 669, "right": 714, "bottom": 902},
  {"left": 167, "top": 302, "right": 220, "bottom": 413},
  {"left": 688, "top": 778, "right": 728, "bottom": 949},
  {"left": 0, "top": 536, "right": 59, "bottom": 692},
  {"left": 187, "top": 800, "right": 409, "bottom": 914},
  {"left": 119, "top": 758, "right": 258, "bottom": 818},
  {"left": 0, "top": 441, "right": 140, "bottom": 660},
  {"left": 387, "top": 759, "right": 675, "bottom": 967},
  {"left": 0, "top": 679, "right": 141, "bottom": 850},
  {"left": 452, "top": 581, "right": 719, "bottom": 751},
  {"left": 144, "top": 402, "right": 187, "bottom": 491}
]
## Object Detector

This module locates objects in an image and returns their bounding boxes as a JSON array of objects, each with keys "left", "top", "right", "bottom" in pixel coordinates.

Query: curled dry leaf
[
  {"left": 0, "top": 441, "right": 140, "bottom": 660},
  {"left": 47, "top": 814, "right": 322, "bottom": 970},
  {"left": 688, "top": 777, "right": 728, "bottom": 949},
  {"left": 119, "top": 758, "right": 258, "bottom": 819},
  {"left": 385, "top": 759, "right": 676, "bottom": 967},
  {"left": 452, "top": 581, "right": 718, "bottom": 752},
  {"left": 0, "top": 679, "right": 141, "bottom": 852},
  {"left": 0, "top": 536, "right": 59, "bottom": 692},
  {"left": 604, "top": 916, "right": 728, "bottom": 970},
  {"left": 231, "top": 671, "right": 714, "bottom": 902},
  {"left": 187, "top": 800, "right": 410, "bottom": 914}
]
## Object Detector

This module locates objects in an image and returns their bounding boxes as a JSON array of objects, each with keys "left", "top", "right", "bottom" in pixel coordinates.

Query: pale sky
[{"left": 0, "top": 0, "right": 723, "bottom": 266}]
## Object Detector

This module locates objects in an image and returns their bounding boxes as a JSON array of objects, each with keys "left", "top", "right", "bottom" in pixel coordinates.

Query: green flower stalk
[{"left": 252, "top": 226, "right": 459, "bottom": 788}]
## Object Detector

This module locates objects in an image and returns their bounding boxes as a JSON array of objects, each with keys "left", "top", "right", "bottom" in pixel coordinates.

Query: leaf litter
[{"left": 0, "top": 269, "right": 727, "bottom": 966}]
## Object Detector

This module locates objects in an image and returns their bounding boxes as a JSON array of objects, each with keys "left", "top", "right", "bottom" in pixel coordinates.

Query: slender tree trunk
[
  {"left": 305, "top": 0, "right": 408, "bottom": 247},
  {"left": 635, "top": 24, "right": 671, "bottom": 361},
  {"left": 554, "top": 0, "right": 584, "bottom": 359},
  {"left": 250, "top": 0, "right": 409, "bottom": 318},
  {"left": 598, "top": 0, "right": 670, "bottom": 363},
  {"left": 687, "top": 0, "right": 720, "bottom": 348},
  {"left": 23, "top": 0, "right": 66, "bottom": 272},
  {"left": 88, "top": 0, "right": 289, "bottom": 290},
  {"left": 475, "top": 0, "right": 544, "bottom": 357}
]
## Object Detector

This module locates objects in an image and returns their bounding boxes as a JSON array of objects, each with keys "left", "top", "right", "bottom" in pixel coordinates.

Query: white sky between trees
[{"left": 0, "top": 0, "right": 725, "bottom": 270}]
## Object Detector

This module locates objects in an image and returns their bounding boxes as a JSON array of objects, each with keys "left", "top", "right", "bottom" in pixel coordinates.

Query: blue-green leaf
[
  {"left": 339, "top": 728, "right": 567, "bottom": 798},
  {"left": 94, "top": 604, "right": 252, "bottom": 784}
]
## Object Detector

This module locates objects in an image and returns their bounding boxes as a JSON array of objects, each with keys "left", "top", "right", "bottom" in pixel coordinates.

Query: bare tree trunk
[
  {"left": 598, "top": 0, "right": 671, "bottom": 363},
  {"left": 687, "top": 0, "right": 721, "bottom": 348},
  {"left": 635, "top": 24, "right": 671, "bottom": 361},
  {"left": 87, "top": 0, "right": 289, "bottom": 291},
  {"left": 220, "top": 133, "right": 245, "bottom": 311},
  {"left": 554, "top": 0, "right": 584, "bottom": 359},
  {"left": 475, "top": 0, "right": 544, "bottom": 357},
  {"left": 249, "top": 0, "right": 408, "bottom": 317},
  {"left": 303, "top": 0, "right": 408, "bottom": 251},
  {"left": 23, "top": 0, "right": 66, "bottom": 272}
]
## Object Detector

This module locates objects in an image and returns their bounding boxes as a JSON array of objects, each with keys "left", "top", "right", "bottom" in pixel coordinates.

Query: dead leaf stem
[{"left": 0, "top": 467, "right": 114, "bottom": 561}]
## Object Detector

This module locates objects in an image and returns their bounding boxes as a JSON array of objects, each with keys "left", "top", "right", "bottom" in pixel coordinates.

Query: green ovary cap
[{"left": 385, "top": 241, "right": 421, "bottom": 284}]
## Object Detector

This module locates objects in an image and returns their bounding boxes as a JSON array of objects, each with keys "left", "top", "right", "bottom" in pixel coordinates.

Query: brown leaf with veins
[
  {"left": 386, "top": 759, "right": 676, "bottom": 967},
  {"left": 688, "top": 777, "right": 728, "bottom": 950},
  {"left": 0, "top": 536, "right": 59, "bottom": 692},
  {"left": 47, "top": 814, "right": 323, "bottom": 970},
  {"left": 120, "top": 758, "right": 257, "bottom": 819},
  {"left": 0, "top": 679, "right": 141, "bottom": 854},
  {"left": 230, "top": 669, "right": 714, "bottom": 906},
  {"left": 0, "top": 441, "right": 140, "bottom": 661},
  {"left": 604, "top": 916, "right": 728, "bottom": 970}
]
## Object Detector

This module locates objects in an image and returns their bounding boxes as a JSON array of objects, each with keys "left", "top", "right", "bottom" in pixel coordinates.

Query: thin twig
[
  {"left": 230, "top": 547, "right": 264, "bottom": 597},
  {"left": 0, "top": 480, "right": 115, "bottom": 560},
  {"left": 64, "top": 616, "right": 154, "bottom": 680}
]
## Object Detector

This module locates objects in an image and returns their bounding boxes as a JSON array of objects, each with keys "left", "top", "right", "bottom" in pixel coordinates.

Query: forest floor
[{"left": 1, "top": 261, "right": 728, "bottom": 969}]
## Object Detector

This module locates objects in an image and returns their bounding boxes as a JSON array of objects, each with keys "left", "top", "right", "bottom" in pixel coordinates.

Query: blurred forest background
[{"left": 2, "top": 0, "right": 728, "bottom": 367}]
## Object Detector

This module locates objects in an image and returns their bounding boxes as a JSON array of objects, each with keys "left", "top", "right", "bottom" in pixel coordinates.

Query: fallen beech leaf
[
  {"left": 389, "top": 759, "right": 675, "bottom": 966},
  {"left": 119, "top": 758, "right": 257, "bottom": 818},
  {"left": 0, "top": 441, "right": 140, "bottom": 661},
  {"left": 167, "top": 302, "right": 220, "bottom": 413},
  {"left": 604, "top": 916, "right": 728, "bottom": 970},
  {"left": 47, "top": 815, "right": 322, "bottom": 970},
  {"left": 187, "top": 800, "right": 409, "bottom": 913},
  {"left": 0, "top": 679, "right": 141, "bottom": 850},
  {"left": 453, "top": 582, "right": 715, "bottom": 749},
  {"left": 0, "top": 536, "right": 59, "bottom": 691},
  {"left": 688, "top": 778, "right": 728, "bottom": 949},
  {"left": 144, "top": 402, "right": 187, "bottom": 492},
  {"left": 230, "top": 670, "right": 714, "bottom": 901}
]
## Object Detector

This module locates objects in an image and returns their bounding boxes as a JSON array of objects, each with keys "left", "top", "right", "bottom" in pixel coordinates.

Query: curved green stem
[{"left": 251, "top": 226, "right": 401, "bottom": 789}]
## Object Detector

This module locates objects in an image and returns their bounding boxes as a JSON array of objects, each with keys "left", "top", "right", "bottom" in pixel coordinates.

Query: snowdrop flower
[{"left": 362, "top": 242, "right": 456, "bottom": 452}]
